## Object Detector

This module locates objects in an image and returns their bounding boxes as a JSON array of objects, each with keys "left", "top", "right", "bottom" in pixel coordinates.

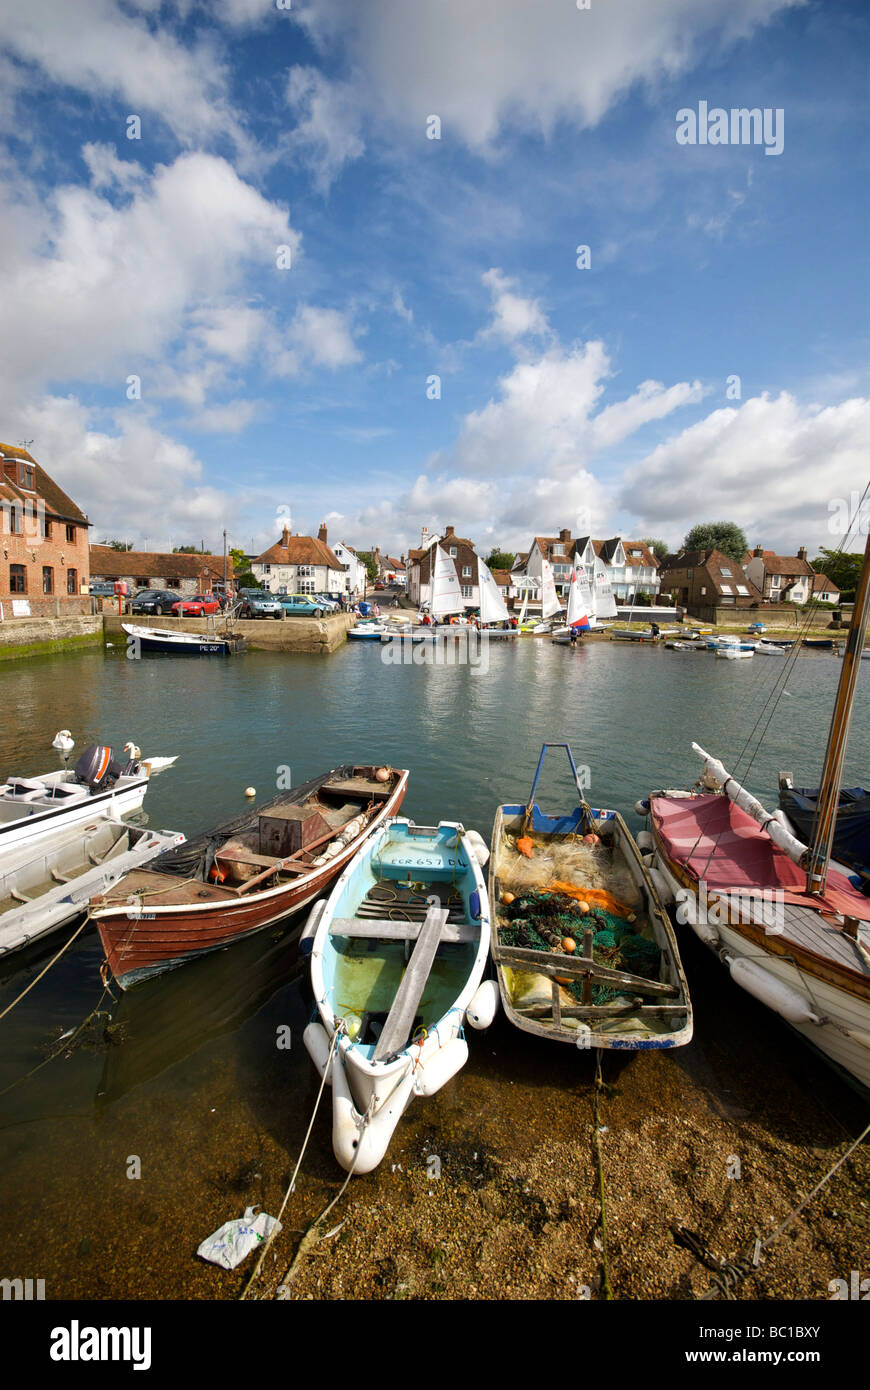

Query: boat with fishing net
[{"left": 488, "top": 744, "right": 692, "bottom": 1049}]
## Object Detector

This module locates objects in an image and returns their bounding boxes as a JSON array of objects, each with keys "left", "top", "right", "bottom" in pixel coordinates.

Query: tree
[
  {"left": 234, "top": 570, "right": 261, "bottom": 590},
  {"left": 100, "top": 538, "right": 133, "bottom": 551},
  {"left": 683, "top": 522, "right": 748, "bottom": 566},
  {"left": 485, "top": 548, "right": 516, "bottom": 571},
  {"left": 639, "top": 537, "right": 669, "bottom": 562},
  {"left": 174, "top": 544, "right": 212, "bottom": 554},
  {"left": 356, "top": 551, "right": 379, "bottom": 584},
  {"left": 811, "top": 549, "right": 862, "bottom": 601},
  {"left": 229, "top": 547, "right": 247, "bottom": 574}
]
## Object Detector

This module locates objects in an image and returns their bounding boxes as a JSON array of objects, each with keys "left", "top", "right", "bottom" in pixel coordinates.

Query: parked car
[
  {"left": 373, "top": 581, "right": 386, "bottom": 590},
  {"left": 131, "top": 589, "right": 182, "bottom": 616},
  {"left": 171, "top": 593, "right": 221, "bottom": 616},
  {"left": 279, "top": 593, "right": 326, "bottom": 617},
  {"left": 238, "top": 592, "right": 285, "bottom": 620},
  {"left": 313, "top": 592, "right": 341, "bottom": 611}
]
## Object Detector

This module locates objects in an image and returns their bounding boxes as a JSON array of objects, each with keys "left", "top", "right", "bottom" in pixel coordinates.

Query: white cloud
[
  {"left": 285, "top": 65, "right": 365, "bottom": 193},
  {"left": 0, "top": 0, "right": 246, "bottom": 148},
  {"left": 287, "top": 305, "right": 362, "bottom": 369},
  {"left": 619, "top": 391, "right": 870, "bottom": 552},
  {"left": 0, "top": 151, "right": 299, "bottom": 393},
  {"left": 292, "top": 0, "right": 803, "bottom": 160},
  {"left": 480, "top": 268, "right": 550, "bottom": 344}
]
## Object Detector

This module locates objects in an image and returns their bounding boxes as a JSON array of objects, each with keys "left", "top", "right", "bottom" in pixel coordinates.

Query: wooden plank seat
[
  {"left": 372, "top": 905, "right": 450, "bottom": 1060},
  {"left": 330, "top": 915, "right": 478, "bottom": 943},
  {"left": 492, "top": 942, "right": 678, "bottom": 998}
]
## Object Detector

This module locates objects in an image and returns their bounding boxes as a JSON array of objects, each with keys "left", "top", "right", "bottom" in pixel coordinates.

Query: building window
[
  {"left": 736, "top": 584, "right": 750, "bottom": 596},
  {"left": 67, "top": 568, "right": 77, "bottom": 595},
  {"left": 262, "top": 564, "right": 271, "bottom": 574},
  {"left": 462, "top": 566, "right": 472, "bottom": 578},
  {"left": 720, "top": 566, "right": 732, "bottom": 577},
  {"left": 65, "top": 524, "right": 76, "bottom": 543},
  {"left": 41, "top": 515, "right": 52, "bottom": 540},
  {"left": 136, "top": 577, "right": 149, "bottom": 587},
  {"left": 19, "top": 463, "right": 34, "bottom": 489},
  {"left": 298, "top": 579, "right": 315, "bottom": 594},
  {"left": 10, "top": 564, "right": 26, "bottom": 593},
  {"left": 720, "top": 584, "right": 733, "bottom": 595},
  {"left": 8, "top": 504, "right": 21, "bottom": 534},
  {"left": 770, "top": 575, "right": 780, "bottom": 587},
  {"left": 42, "top": 566, "right": 53, "bottom": 594},
  {"left": 448, "top": 547, "right": 457, "bottom": 558},
  {"left": 461, "top": 585, "right": 473, "bottom": 598},
  {"left": 298, "top": 565, "right": 315, "bottom": 578}
]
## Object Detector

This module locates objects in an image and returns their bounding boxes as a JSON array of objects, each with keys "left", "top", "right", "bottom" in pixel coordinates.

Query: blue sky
[{"left": 0, "top": 0, "right": 867, "bottom": 559}]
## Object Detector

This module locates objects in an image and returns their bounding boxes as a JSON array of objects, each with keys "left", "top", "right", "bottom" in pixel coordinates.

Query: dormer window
[
  {"left": 552, "top": 544, "right": 564, "bottom": 556},
  {"left": 20, "top": 464, "right": 34, "bottom": 490},
  {"left": 449, "top": 547, "right": 457, "bottom": 558},
  {"left": 720, "top": 566, "right": 732, "bottom": 577}
]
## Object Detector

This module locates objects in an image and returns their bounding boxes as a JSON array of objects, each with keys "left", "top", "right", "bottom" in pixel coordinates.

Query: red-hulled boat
[{"left": 92, "top": 764, "right": 408, "bottom": 989}]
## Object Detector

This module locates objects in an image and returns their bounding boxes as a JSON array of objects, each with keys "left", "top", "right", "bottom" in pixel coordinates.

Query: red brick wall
[{"left": 1, "top": 506, "right": 90, "bottom": 609}]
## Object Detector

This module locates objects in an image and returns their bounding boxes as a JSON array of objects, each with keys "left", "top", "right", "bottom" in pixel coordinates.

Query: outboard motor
[{"left": 74, "top": 744, "right": 114, "bottom": 792}]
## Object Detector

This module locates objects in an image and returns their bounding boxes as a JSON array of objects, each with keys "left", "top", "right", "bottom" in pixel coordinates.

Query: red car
[{"left": 171, "top": 593, "right": 221, "bottom": 616}]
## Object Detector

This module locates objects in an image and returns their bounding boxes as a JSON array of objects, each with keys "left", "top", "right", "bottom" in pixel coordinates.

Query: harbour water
[{"left": 0, "top": 640, "right": 868, "bottom": 1300}]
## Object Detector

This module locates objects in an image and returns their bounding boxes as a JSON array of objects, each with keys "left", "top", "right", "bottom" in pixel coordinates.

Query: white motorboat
[
  {"left": 0, "top": 819, "right": 185, "bottom": 957},
  {"left": 0, "top": 745, "right": 153, "bottom": 860}
]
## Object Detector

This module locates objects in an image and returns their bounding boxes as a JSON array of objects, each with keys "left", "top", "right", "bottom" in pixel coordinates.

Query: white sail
[
  {"left": 565, "top": 563, "right": 590, "bottom": 629},
  {"left": 593, "top": 554, "right": 618, "bottom": 618},
  {"left": 574, "top": 560, "right": 596, "bottom": 621},
  {"left": 430, "top": 545, "right": 465, "bottom": 618},
  {"left": 540, "top": 559, "right": 561, "bottom": 619},
  {"left": 478, "top": 558, "right": 510, "bottom": 624}
]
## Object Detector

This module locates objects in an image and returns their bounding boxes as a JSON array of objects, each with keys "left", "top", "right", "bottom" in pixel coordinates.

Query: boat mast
[{"left": 805, "top": 529, "right": 870, "bottom": 897}]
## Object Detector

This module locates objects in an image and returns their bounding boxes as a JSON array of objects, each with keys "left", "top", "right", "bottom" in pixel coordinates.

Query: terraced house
[
  {"left": 251, "top": 523, "right": 346, "bottom": 596},
  {"left": 0, "top": 443, "right": 91, "bottom": 617}
]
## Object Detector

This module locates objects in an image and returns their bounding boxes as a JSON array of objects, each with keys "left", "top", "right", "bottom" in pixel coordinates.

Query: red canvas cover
[{"left": 651, "top": 793, "right": 870, "bottom": 921}]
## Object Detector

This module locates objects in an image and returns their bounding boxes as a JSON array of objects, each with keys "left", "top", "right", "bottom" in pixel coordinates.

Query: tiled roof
[
  {"left": 812, "top": 572, "right": 839, "bottom": 594},
  {"left": 490, "top": 569, "right": 513, "bottom": 587},
  {"left": 621, "top": 541, "right": 659, "bottom": 569},
  {"left": 416, "top": 538, "right": 479, "bottom": 585},
  {"left": 89, "top": 546, "right": 232, "bottom": 581},
  {"left": 760, "top": 553, "right": 815, "bottom": 576},
  {"left": 254, "top": 534, "right": 344, "bottom": 569},
  {"left": 0, "top": 443, "right": 89, "bottom": 524}
]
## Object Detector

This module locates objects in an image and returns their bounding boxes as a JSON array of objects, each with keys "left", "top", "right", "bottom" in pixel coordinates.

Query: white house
[
  {"left": 516, "top": 531, "right": 660, "bottom": 606},
  {"left": 331, "top": 540, "right": 367, "bottom": 595},
  {"left": 744, "top": 546, "right": 816, "bottom": 604},
  {"left": 251, "top": 523, "right": 346, "bottom": 596}
]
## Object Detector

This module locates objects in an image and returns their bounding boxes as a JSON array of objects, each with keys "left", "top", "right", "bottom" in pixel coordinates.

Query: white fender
[
  {"left": 299, "top": 899, "right": 326, "bottom": 957},
  {"left": 463, "top": 828, "right": 490, "bottom": 866},
  {"left": 303, "top": 1021, "right": 334, "bottom": 1084},
  {"left": 465, "top": 979, "right": 499, "bottom": 1030},
  {"left": 636, "top": 830, "right": 653, "bottom": 852},
  {"left": 331, "top": 1056, "right": 417, "bottom": 1174},
  {"left": 415, "top": 1037, "right": 469, "bottom": 1096},
  {"left": 725, "top": 955, "right": 822, "bottom": 1026},
  {"left": 648, "top": 867, "right": 674, "bottom": 905},
  {"left": 689, "top": 916, "right": 720, "bottom": 948}
]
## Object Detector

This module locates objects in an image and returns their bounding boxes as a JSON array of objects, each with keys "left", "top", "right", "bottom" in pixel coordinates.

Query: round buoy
[
  {"left": 562, "top": 937, "right": 576, "bottom": 953},
  {"left": 576, "top": 900, "right": 590, "bottom": 915},
  {"left": 375, "top": 767, "right": 391, "bottom": 783},
  {"left": 500, "top": 890, "right": 515, "bottom": 905},
  {"left": 634, "top": 799, "right": 650, "bottom": 817},
  {"left": 245, "top": 786, "right": 256, "bottom": 799}
]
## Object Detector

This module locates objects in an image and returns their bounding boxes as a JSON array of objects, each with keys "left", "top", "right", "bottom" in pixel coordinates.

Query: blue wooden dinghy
[{"left": 302, "top": 818, "right": 496, "bottom": 1174}]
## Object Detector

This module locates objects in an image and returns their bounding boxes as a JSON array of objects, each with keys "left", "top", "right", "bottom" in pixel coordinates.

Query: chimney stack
[
  {"left": 318, "top": 523, "right": 327, "bottom": 544},
  {"left": 559, "top": 527, "right": 571, "bottom": 542},
  {"left": 281, "top": 524, "right": 291, "bottom": 548},
  {"left": 753, "top": 545, "right": 763, "bottom": 557},
  {"left": 797, "top": 545, "right": 807, "bottom": 562},
  {"left": 445, "top": 525, "right": 455, "bottom": 538}
]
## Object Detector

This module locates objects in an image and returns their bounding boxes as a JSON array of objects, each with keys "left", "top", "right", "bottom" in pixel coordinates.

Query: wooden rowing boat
[
  {"left": 488, "top": 744, "right": 692, "bottom": 1050},
  {"left": 92, "top": 765, "right": 408, "bottom": 989},
  {"left": 302, "top": 817, "right": 494, "bottom": 1172}
]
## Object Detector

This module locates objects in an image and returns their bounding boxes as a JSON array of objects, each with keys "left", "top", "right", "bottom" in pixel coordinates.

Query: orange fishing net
[{"left": 549, "top": 880, "right": 634, "bottom": 918}]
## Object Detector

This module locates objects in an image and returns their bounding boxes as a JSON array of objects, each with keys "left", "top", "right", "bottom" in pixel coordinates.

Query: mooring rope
[
  {"left": 0, "top": 910, "right": 93, "bottom": 1024},
  {"left": 689, "top": 1116, "right": 870, "bottom": 1300}
]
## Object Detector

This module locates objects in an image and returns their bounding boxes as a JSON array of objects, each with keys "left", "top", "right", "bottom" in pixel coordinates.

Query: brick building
[
  {"left": 0, "top": 443, "right": 91, "bottom": 617},
  {"left": 89, "top": 546, "right": 231, "bottom": 596}
]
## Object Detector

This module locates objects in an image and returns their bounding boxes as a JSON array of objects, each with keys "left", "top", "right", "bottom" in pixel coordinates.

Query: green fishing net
[{"left": 499, "top": 888, "right": 661, "bottom": 1005}]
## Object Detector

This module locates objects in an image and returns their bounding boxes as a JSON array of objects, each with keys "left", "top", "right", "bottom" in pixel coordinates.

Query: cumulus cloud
[
  {"left": 291, "top": 0, "right": 802, "bottom": 160},
  {"left": 619, "top": 392, "right": 870, "bottom": 552},
  {"left": 480, "top": 268, "right": 550, "bottom": 345},
  {"left": 0, "top": 0, "right": 247, "bottom": 148},
  {"left": 285, "top": 65, "right": 365, "bottom": 193}
]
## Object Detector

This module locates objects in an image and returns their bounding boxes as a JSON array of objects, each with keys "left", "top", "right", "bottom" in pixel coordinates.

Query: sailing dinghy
[
  {"left": 489, "top": 744, "right": 692, "bottom": 1049},
  {"left": 302, "top": 818, "right": 494, "bottom": 1173},
  {"left": 552, "top": 561, "right": 592, "bottom": 643}
]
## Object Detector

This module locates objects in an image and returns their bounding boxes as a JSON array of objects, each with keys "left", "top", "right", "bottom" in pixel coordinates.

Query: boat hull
[
  {"left": 0, "top": 775, "right": 149, "bottom": 858},
  {"left": 94, "top": 769, "right": 408, "bottom": 989},
  {"left": 122, "top": 623, "right": 243, "bottom": 656}
]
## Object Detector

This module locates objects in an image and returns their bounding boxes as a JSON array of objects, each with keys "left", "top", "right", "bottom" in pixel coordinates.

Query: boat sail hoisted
[
  {"left": 565, "top": 563, "right": 591, "bottom": 630},
  {"left": 593, "top": 554, "right": 618, "bottom": 619},
  {"left": 540, "top": 559, "right": 562, "bottom": 620},
  {"left": 477, "top": 558, "right": 510, "bottom": 625},
  {"left": 430, "top": 545, "right": 465, "bottom": 619}
]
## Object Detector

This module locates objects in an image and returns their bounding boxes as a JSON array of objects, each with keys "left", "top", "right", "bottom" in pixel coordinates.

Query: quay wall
[
  {"left": 686, "top": 603, "right": 852, "bottom": 629},
  {"left": 103, "top": 611, "right": 356, "bottom": 654},
  {"left": 0, "top": 615, "right": 103, "bottom": 661}
]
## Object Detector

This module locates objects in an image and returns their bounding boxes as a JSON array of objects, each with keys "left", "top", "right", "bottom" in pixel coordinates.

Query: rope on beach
[
  {"left": 239, "top": 1021, "right": 370, "bottom": 1300},
  {"left": 592, "top": 1050, "right": 613, "bottom": 1300},
  {"left": 691, "top": 1116, "right": 870, "bottom": 1300}
]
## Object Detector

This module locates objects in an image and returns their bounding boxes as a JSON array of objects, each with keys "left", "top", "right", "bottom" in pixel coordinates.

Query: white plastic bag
[{"left": 197, "top": 1206, "right": 282, "bottom": 1270}]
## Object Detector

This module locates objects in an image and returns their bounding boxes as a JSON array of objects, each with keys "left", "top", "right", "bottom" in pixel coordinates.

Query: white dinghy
[{"left": 302, "top": 818, "right": 495, "bottom": 1174}]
